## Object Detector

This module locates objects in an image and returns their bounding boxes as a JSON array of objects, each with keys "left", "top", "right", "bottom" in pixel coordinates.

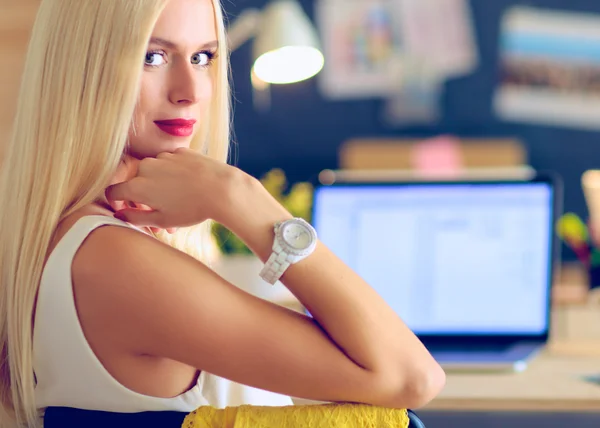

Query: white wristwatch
[{"left": 259, "top": 218, "right": 318, "bottom": 285}]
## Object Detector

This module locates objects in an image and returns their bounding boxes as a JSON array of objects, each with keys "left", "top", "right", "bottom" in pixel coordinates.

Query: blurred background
[
  {"left": 223, "top": 0, "right": 600, "bottom": 264},
  {"left": 236, "top": 0, "right": 600, "bottom": 266}
]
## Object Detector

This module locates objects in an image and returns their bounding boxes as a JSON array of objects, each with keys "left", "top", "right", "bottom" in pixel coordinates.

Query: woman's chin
[
  {"left": 127, "top": 136, "right": 193, "bottom": 158},
  {"left": 150, "top": 139, "right": 192, "bottom": 156}
]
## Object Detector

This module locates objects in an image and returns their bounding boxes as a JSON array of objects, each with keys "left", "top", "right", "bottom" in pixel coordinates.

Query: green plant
[{"left": 212, "top": 169, "right": 314, "bottom": 255}]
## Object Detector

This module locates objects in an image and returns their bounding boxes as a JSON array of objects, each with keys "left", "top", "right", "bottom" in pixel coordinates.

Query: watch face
[{"left": 282, "top": 222, "right": 313, "bottom": 250}]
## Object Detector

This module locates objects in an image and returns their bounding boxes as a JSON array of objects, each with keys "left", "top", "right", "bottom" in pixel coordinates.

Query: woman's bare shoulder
[
  {"left": 64, "top": 207, "right": 385, "bottom": 405},
  {"left": 49, "top": 203, "right": 114, "bottom": 255}
]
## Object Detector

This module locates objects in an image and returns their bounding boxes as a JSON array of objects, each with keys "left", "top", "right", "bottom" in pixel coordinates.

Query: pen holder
[
  {"left": 589, "top": 262, "right": 600, "bottom": 290},
  {"left": 589, "top": 265, "right": 600, "bottom": 306},
  {"left": 588, "top": 246, "right": 600, "bottom": 290}
]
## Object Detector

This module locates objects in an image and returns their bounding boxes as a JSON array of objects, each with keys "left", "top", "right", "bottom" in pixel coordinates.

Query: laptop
[{"left": 312, "top": 173, "right": 562, "bottom": 372}]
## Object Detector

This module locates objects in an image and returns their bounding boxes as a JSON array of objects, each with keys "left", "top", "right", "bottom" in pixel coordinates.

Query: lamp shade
[{"left": 252, "top": 0, "right": 324, "bottom": 84}]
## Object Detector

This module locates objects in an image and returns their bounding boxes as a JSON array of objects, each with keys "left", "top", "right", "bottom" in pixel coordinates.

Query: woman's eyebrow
[{"left": 149, "top": 37, "right": 218, "bottom": 51}]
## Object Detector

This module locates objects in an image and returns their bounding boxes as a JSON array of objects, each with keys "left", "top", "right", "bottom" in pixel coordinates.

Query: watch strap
[{"left": 259, "top": 241, "right": 290, "bottom": 285}]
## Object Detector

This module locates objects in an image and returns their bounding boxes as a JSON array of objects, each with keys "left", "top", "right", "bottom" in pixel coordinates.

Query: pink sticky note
[{"left": 411, "top": 135, "right": 463, "bottom": 176}]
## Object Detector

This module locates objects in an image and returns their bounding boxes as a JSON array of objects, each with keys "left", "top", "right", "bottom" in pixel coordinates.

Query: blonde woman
[{"left": 0, "top": 0, "right": 445, "bottom": 426}]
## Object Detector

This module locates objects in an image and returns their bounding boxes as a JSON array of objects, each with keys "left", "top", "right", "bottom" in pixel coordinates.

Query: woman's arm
[
  {"left": 96, "top": 150, "right": 445, "bottom": 408},
  {"left": 225, "top": 177, "right": 445, "bottom": 407}
]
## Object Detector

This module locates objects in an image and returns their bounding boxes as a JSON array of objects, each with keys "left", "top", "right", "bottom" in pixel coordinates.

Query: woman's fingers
[
  {"left": 114, "top": 208, "right": 165, "bottom": 228},
  {"left": 106, "top": 178, "right": 150, "bottom": 205}
]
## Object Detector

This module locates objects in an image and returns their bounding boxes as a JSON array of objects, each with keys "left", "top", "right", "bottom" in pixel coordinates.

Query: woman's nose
[{"left": 168, "top": 62, "right": 202, "bottom": 106}]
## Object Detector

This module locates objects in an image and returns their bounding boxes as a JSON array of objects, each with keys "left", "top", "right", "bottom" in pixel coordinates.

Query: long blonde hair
[{"left": 0, "top": 0, "right": 230, "bottom": 426}]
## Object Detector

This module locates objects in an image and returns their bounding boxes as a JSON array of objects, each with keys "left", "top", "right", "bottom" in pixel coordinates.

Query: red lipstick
[{"left": 154, "top": 118, "right": 197, "bottom": 137}]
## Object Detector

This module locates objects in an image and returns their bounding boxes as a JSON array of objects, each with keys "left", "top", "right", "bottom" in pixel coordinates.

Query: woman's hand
[
  {"left": 105, "top": 148, "right": 254, "bottom": 229},
  {"left": 104, "top": 156, "right": 173, "bottom": 234}
]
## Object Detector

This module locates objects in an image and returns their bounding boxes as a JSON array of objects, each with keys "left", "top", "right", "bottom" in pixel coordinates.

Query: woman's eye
[
  {"left": 145, "top": 52, "right": 166, "bottom": 66},
  {"left": 191, "top": 52, "right": 211, "bottom": 66}
]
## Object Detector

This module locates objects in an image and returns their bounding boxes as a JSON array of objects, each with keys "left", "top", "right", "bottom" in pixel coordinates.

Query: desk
[
  {"left": 420, "top": 303, "right": 600, "bottom": 427},
  {"left": 427, "top": 349, "right": 600, "bottom": 412},
  {"left": 423, "top": 297, "right": 600, "bottom": 413},
  {"left": 420, "top": 341, "right": 600, "bottom": 427}
]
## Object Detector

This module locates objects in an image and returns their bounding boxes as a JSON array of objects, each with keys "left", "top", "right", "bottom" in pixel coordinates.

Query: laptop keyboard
[{"left": 426, "top": 343, "right": 512, "bottom": 353}]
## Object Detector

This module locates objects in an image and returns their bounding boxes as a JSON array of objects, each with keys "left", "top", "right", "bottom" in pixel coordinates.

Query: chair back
[{"left": 45, "top": 406, "right": 427, "bottom": 427}]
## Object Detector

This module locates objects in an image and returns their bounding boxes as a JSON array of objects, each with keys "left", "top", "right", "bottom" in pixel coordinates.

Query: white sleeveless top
[{"left": 33, "top": 215, "right": 293, "bottom": 412}]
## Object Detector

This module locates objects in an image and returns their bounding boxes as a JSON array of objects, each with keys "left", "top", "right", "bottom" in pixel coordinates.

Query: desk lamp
[{"left": 227, "top": 0, "right": 324, "bottom": 109}]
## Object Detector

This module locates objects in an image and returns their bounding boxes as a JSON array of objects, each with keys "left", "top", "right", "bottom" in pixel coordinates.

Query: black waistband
[{"left": 43, "top": 407, "right": 188, "bottom": 428}]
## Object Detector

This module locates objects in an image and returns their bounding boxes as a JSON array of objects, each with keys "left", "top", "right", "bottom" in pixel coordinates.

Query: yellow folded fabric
[{"left": 182, "top": 403, "right": 409, "bottom": 428}]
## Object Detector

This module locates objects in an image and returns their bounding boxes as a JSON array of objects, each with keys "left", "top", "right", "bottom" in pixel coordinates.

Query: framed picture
[
  {"left": 316, "top": 0, "right": 404, "bottom": 99},
  {"left": 495, "top": 6, "right": 600, "bottom": 130}
]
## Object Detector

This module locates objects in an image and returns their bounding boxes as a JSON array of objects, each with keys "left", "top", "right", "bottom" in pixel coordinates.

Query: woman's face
[{"left": 128, "top": 0, "right": 217, "bottom": 158}]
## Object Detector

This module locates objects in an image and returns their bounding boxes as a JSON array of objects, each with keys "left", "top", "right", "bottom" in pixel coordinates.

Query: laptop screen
[{"left": 313, "top": 180, "right": 555, "bottom": 336}]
